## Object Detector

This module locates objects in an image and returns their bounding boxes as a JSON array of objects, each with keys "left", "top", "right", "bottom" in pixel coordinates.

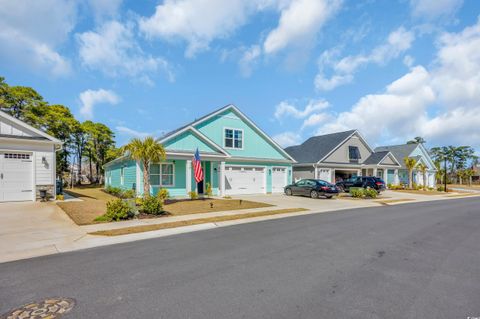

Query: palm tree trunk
[
  {"left": 409, "top": 169, "right": 413, "bottom": 189},
  {"left": 143, "top": 162, "right": 149, "bottom": 196}
]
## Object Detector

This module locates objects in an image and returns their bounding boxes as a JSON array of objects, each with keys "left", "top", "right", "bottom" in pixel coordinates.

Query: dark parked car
[
  {"left": 284, "top": 179, "right": 339, "bottom": 199},
  {"left": 336, "top": 176, "right": 386, "bottom": 193}
]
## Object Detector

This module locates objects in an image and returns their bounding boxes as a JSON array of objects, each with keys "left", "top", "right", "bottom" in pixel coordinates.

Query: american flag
[{"left": 193, "top": 148, "right": 204, "bottom": 183}]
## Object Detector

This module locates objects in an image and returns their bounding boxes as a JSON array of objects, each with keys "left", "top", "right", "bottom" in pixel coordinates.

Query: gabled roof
[
  {"left": 0, "top": 110, "right": 62, "bottom": 144},
  {"left": 374, "top": 143, "right": 420, "bottom": 169},
  {"left": 363, "top": 151, "right": 401, "bottom": 166},
  {"left": 161, "top": 104, "right": 295, "bottom": 162},
  {"left": 285, "top": 130, "right": 357, "bottom": 164},
  {"left": 159, "top": 126, "right": 230, "bottom": 157}
]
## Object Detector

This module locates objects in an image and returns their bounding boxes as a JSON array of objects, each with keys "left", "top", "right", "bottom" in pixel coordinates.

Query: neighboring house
[
  {"left": 0, "top": 110, "right": 62, "bottom": 202},
  {"left": 104, "top": 105, "right": 295, "bottom": 197},
  {"left": 285, "top": 130, "right": 402, "bottom": 185},
  {"left": 472, "top": 164, "right": 480, "bottom": 184},
  {"left": 375, "top": 143, "right": 437, "bottom": 187}
]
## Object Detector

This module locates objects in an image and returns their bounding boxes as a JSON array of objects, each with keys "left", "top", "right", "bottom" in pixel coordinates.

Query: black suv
[
  {"left": 336, "top": 176, "right": 385, "bottom": 193},
  {"left": 284, "top": 179, "right": 339, "bottom": 199}
]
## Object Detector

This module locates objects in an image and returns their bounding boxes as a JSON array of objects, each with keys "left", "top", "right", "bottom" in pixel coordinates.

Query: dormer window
[
  {"left": 224, "top": 128, "right": 243, "bottom": 149},
  {"left": 349, "top": 146, "right": 361, "bottom": 161}
]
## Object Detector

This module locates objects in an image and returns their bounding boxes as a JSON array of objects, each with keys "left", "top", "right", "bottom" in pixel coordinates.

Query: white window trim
[
  {"left": 223, "top": 127, "right": 244, "bottom": 150},
  {"left": 149, "top": 162, "right": 175, "bottom": 187},
  {"left": 120, "top": 167, "right": 125, "bottom": 185}
]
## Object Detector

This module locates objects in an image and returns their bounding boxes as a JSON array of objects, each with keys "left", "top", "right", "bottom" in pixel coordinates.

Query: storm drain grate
[{"left": 0, "top": 297, "right": 75, "bottom": 319}]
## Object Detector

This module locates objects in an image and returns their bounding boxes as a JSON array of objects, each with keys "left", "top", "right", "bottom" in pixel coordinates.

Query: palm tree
[
  {"left": 404, "top": 157, "right": 417, "bottom": 189},
  {"left": 121, "top": 137, "right": 166, "bottom": 196},
  {"left": 417, "top": 163, "right": 428, "bottom": 190}
]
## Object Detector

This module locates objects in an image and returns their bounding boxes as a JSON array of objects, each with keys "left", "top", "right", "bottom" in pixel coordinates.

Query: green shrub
[
  {"left": 141, "top": 196, "right": 164, "bottom": 215},
  {"left": 105, "top": 186, "right": 122, "bottom": 197},
  {"left": 96, "top": 198, "right": 134, "bottom": 222},
  {"left": 205, "top": 182, "right": 213, "bottom": 197},
  {"left": 188, "top": 191, "right": 198, "bottom": 200},
  {"left": 120, "top": 189, "right": 136, "bottom": 199},
  {"left": 350, "top": 187, "right": 365, "bottom": 198},
  {"left": 364, "top": 188, "right": 378, "bottom": 198},
  {"left": 156, "top": 188, "right": 170, "bottom": 202},
  {"left": 135, "top": 197, "right": 144, "bottom": 206},
  {"left": 437, "top": 185, "right": 446, "bottom": 192}
]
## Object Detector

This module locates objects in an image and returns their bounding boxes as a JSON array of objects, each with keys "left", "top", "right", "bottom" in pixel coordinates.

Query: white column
[
  {"left": 313, "top": 165, "right": 318, "bottom": 179},
  {"left": 373, "top": 168, "right": 378, "bottom": 177},
  {"left": 357, "top": 169, "right": 361, "bottom": 177},
  {"left": 186, "top": 160, "right": 192, "bottom": 194},
  {"left": 220, "top": 161, "right": 226, "bottom": 196},
  {"left": 394, "top": 169, "right": 399, "bottom": 185},
  {"left": 135, "top": 160, "right": 142, "bottom": 196},
  {"left": 383, "top": 169, "right": 388, "bottom": 184}
]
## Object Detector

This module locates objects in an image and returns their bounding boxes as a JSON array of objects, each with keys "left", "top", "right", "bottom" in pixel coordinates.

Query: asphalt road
[{"left": 1, "top": 198, "right": 480, "bottom": 319}]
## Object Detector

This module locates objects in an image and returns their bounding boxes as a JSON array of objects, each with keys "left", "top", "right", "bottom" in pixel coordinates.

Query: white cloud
[
  {"left": 410, "top": 0, "right": 463, "bottom": 20},
  {"left": 87, "top": 0, "right": 123, "bottom": 22},
  {"left": 238, "top": 45, "right": 262, "bottom": 77},
  {"left": 79, "top": 89, "right": 120, "bottom": 119},
  {"left": 272, "top": 131, "right": 302, "bottom": 147},
  {"left": 139, "top": 0, "right": 263, "bottom": 58},
  {"left": 0, "top": 0, "right": 76, "bottom": 76},
  {"left": 116, "top": 126, "right": 166, "bottom": 139},
  {"left": 313, "top": 18, "right": 480, "bottom": 149},
  {"left": 301, "top": 112, "right": 331, "bottom": 129},
  {"left": 274, "top": 99, "right": 330, "bottom": 119},
  {"left": 77, "top": 20, "right": 174, "bottom": 83},
  {"left": 263, "top": 0, "right": 342, "bottom": 55},
  {"left": 116, "top": 126, "right": 151, "bottom": 138},
  {"left": 315, "top": 27, "right": 415, "bottom": 91}
]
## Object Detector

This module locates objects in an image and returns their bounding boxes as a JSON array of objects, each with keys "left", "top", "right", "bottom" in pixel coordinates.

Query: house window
[
  {"left": 224, "top": 128, "right": 243, "bottom": 149},
  {"left": 349, "top": 146, "right": 361, "bottom": 160},
  {"left": 150, "top": 163, "right": 175, "bottom": 187}
]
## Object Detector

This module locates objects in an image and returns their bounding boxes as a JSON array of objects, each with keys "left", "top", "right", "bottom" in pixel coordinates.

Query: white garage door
[
  {"left": 318, "top": 168, "right": 331, "bottom": 183},
  {"left": 0, "top": 152, "right": 33, "bottom": 202},
  {"left": 225, "top": 166, "right": 265, "bottom": 195},
  {"left": 272, "top": 167, "right": 287, "bottom": 193}
]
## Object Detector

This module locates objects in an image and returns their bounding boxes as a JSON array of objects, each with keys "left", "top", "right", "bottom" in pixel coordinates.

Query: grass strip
[
  {"left": 89, "top": 208, "right": 309, "bottom": 236},
  {"left": 375, "top": 199, "right": 415, "bottom": 205}
]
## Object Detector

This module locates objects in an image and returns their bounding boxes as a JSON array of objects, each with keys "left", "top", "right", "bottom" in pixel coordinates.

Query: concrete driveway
[{"left": 0, "top": 202, "right": 85, "bottom": 263}]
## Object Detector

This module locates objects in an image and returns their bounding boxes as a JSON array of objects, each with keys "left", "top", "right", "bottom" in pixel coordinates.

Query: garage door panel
[
  {"left": 0, "top": 153, "right": 33, "bottom": 202},
  {"left": 272, "top": 168, "right": 287, "bottom": 193},
  {"left": 225, "top": 166, "right": 265, "bottom": 195}
]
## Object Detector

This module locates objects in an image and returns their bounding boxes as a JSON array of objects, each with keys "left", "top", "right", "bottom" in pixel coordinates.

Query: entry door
[{"left": 0, "top": 152, "right": 34, "bottom": 202}]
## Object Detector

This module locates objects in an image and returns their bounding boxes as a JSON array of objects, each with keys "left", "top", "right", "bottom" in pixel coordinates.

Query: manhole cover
[{"left": 1, "top": 297, "right": 75, "bottom": 319}]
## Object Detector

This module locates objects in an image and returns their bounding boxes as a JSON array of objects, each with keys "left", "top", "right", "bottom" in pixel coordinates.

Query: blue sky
[{"left": 1, "top": 0, "right": 479, "bottom": 151}]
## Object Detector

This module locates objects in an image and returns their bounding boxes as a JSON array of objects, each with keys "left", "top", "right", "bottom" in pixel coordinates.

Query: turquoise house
[{"left": 104, "top": 105, "right": 295, "bottom": 197}]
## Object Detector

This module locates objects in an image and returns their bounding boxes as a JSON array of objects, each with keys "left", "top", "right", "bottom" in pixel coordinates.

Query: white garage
[
  {"left": 0, "top": 111, "right": 62, "bottom": 202},
  {"left": 271, "top": 167, "right": 287, "bottom": 193},
  {"left": 224, "top": 165, "right": 265, "bottom": 195}
]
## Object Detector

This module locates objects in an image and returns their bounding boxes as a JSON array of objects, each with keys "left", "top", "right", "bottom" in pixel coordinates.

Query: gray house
[
  {"left": 285, "top": 130, "right": 402, "bottom": 184},
  {"left": 375, "top": 143, "right": 437, "bottom": 187}
]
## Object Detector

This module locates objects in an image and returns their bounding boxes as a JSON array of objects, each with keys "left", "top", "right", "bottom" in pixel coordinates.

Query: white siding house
[{"left": 0, "top": 110, "right": 62, "bottom": 202}]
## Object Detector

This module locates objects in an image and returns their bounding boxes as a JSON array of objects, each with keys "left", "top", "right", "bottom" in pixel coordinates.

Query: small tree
[
  {"left": 417, "top": 163, "right": 428, "bottom": 190},
  {"left": 404, "top": 157, "right": 417, "bottom": 190},
  {"left": 121, "top": 137, "right": 166, "bottom": 196}
]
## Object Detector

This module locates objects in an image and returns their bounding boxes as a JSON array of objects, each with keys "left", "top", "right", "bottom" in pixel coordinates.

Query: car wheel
[
  {"left": 310, "top": 190, "right": 319, "bottom": 199},
  {"left": 285, "top": 188, "right": 292, "bottom": 196},
  {"left": 325, "top": 195, "right": 332, "bottom": 199}
]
